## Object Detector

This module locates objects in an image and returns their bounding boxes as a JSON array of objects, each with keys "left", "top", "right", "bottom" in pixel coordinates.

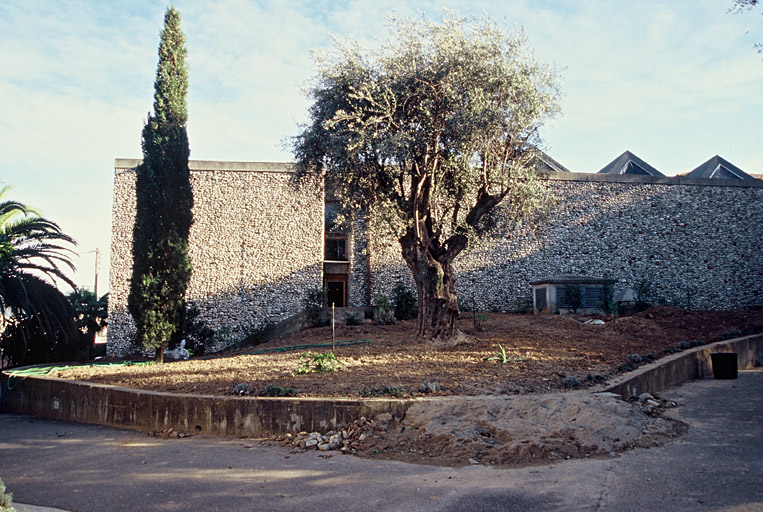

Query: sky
[{"left": 1, "top": 0, "right": 762, "bottom": 293}]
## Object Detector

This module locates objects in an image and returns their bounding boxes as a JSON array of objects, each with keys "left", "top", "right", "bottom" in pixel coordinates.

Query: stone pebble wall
[
  {"left": 348, "top": 215, "right": 371, "bottom": 307},
  {"left": 369, "top": 176, "right": 763, "bottom": 312},
  {"left": 108, "top": 161, "right": 323, "bottom": 357},
  {"left": 110, "top": 164, "right": 763, "bottom": 356}
]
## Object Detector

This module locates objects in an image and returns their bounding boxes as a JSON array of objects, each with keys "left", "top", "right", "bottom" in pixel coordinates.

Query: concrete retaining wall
[
  {"left": 0, "top": 374, "right": 411, "bottom": 437},
  {"left": 3, "top": 334, "right": 760, "bottom": 435},
  {"left": 604, "top": 333, "right": 763, "bottom": 399}
]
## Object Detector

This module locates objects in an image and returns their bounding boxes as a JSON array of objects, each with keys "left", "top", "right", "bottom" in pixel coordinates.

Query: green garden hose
[
  {"left": 196, "top": 338, "right": 372, "bottom": 359},
  {"left": 3, "top": 361, "right": 153, "bottom": 390}
]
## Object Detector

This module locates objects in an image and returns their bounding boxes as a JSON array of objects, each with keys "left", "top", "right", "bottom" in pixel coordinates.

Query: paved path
[{"left": 2, "top": 371, "right": 762, "bottom": 512}]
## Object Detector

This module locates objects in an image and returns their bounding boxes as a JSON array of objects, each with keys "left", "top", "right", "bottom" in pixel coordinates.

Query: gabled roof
[
  {"left": 533, "top": 151, "right": 571, "bottom": 173},
  {"left": 685, "top": 155, "right": 756, "bottom": 180},
  {"left": 597, "top": 150, "right": 664, "bottom": 177}
]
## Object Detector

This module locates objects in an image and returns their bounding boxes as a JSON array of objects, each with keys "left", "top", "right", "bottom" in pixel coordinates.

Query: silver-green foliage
[
  {"left": 294, "top": 12, "right": 561, "bottom": 339},
  {"left": 0, "top": 478, "right": 16, "bottom": 512},
  {"left": 296, "top": 12, "right": 560, "bottom": 236}
]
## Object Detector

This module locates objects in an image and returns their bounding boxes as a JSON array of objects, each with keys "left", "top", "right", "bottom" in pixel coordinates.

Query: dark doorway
[{"left": 325, "top": 279, "right": 346, "bottom": 307}]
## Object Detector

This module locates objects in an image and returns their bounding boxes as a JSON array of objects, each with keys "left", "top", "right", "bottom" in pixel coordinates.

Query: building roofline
[
  {"left": 114, "top": 158, "right": 762, "bottom": 188},
  {"left": 597, "top": 150, "right": 665, "bottom": 177},
  {"left": 685, "top": 155, "right": 755, "bottom": 181},
  {"left": 115, "top": 159, "right": 296, "bottom": 173},
  {"left": 544, "top": 171, "right": 763, "bottom": 188}
]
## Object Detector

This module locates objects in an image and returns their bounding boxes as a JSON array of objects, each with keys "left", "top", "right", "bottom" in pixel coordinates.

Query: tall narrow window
[
  {"left": 325, "top": 238, "right": 347, "bottom": 261},
  {"left": 325, "top": 201, "right": 348, "bottom": 261}
]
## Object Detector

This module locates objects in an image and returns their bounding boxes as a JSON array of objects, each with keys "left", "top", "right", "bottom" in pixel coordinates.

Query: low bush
[
  {"left": 261, "top": 384, "right": 299, "bottom": 397},
  {"left": 181, "top": 305, "right": 216, "bottom": 356},
  {"left": 361, "top": 385, "right": 405, "bottom": 398},
  {"left": 373, "top": 295, "right": 395, "bottom": 325},
  {"left": 297, "top": 351, "right": 341, "bottom": 374},
  {"left": 392, "top": 284, "right": 416, "bottom": 321},
  {"left": 302, "top": 287, "right": 326, "bottom": 327},
  {"left": 0, "top": 478, "right": 15, "bottom": 512}
]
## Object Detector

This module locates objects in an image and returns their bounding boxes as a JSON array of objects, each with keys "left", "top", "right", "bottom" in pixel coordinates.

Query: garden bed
[
  {"left": 51, "top": 306, "right": 761, "bottom": 467},
  {"left": 57, "top": 306, "right": 761, "bottom": 399}
]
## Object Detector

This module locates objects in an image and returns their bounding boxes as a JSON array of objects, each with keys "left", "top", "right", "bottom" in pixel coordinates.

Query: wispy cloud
[{"left": 1, "top": 0, "right": 761, "bottom": 290}]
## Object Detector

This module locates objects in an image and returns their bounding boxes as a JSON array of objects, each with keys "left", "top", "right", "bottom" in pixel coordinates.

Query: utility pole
[
  {"left": 86, "top": 249, "right": 100, "bottom": 296},
  {"left": 94, "top": 247, "right": 100, "bottom": 297}
]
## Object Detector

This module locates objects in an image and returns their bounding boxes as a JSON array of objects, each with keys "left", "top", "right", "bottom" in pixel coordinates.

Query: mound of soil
[
  {"left": 55, "top": 306, "right": 760, "bottom": 467},
  {"left": 336, "top": 390, "right": 688, "bottom": 467}
]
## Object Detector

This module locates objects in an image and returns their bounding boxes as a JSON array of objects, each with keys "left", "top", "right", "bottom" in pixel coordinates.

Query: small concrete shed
[{"left": 530, "top": 275, "right": 615, "bottom": 314}]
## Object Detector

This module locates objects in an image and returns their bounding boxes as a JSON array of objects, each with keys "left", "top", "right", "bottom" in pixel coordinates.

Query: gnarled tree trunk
[{"left": 400, "top": 231, "right": 461, "bottom": 341}]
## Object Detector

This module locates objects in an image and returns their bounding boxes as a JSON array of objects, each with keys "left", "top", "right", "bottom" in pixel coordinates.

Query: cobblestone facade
[
  {"left": 369, "top": 174, "right": 763, "bottom": 312},
  {"left": 109, "top": 162, "right": 762, "bottom": 356},
  {"left": 108, "top": 160, "right": 323, "bottom": 356}
]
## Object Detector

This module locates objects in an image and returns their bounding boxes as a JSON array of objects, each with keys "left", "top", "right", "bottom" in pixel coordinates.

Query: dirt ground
[
  {"left": 60, "top": 306, "right": 761, "bottom": 398},
  {"left": 56, "top": 306, "right": 761, "bottom": 467}
]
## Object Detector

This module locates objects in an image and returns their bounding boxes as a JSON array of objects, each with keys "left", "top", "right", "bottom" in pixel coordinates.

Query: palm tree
[
  {"left": 67, "top": 289, "right": 108, "bottom": 358},
  {"left": 0, "top": 186, "right": 79, "bottom": 367}
]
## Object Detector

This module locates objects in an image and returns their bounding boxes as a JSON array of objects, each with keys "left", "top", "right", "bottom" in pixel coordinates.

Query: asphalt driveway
[{"left": 2, "top": 370, "right": 761, "bottom": 512}]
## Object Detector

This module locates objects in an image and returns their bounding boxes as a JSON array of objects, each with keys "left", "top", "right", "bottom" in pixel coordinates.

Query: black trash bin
[{"left": 710, "top": 352, "right": 738, "bottom": 380}]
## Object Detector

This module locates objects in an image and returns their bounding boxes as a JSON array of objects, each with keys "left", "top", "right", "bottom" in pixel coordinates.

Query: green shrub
[
  {"left": 260, "top": 384, "right": 299, "bottom": 397},
  {"left": 345, "top": 314, "right": 363, "bottom": 326},
  {"left": 242, "top": 319, "right": 273, "bottom": 346},
  {"left": 181, "top": 305, "right": 216, "bottom": 356},
  {"left": 361, "top": 385, "right": 405, "bottom": 398},
  {"left": 563, "top": 284, "right": 582, "bottom": 313},
  {"left": 297, "top": 351, "right": 341, "bottom": 374},
  {"left": 485, "top": 342, "right": 508, "bottom": 363},
  {"left": 635, "top": 279, "right": 652, "bottom": 312},
  {"left": 484, "top": 343, "right": 525, "bottom": 364},
  {"left": 0, "top": 478, "right": 16, "bottom": 512},
  {"left": 599, "top": 284, "right": 618, "bottom": 316},
  {"left": 392, "top": 284, "right": 416, "bottom": 320},
  {"left": 302, "top": 287, "right": 326, "bottom": 327},
  {"left": 373, "top": 295, "right": 396, "bottom": 325},
  {"left": 209, "top": 326, "right": 231, "bottom": 350},
  {"left": 512, "top": 297, "right": 534, "bottom": 314},
  {"left": 475, "top": 313, "right": 488, "bottom": 331}
]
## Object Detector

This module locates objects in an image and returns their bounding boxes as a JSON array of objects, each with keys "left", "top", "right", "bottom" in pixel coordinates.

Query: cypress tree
[{"left": 128, "top": 6, "right": 193, "bottom": 362}]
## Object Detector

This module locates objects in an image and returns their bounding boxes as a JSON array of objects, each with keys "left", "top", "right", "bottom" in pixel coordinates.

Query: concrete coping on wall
[
  {"left": 114, "top": 159, "right": 763, "bottom": 188},
  {"left": 2, "top": 333, "right": 760, "bottom": 437},
  {"left": 529, "top": 275, "right": 616, "bottom": 286},
  {"left": 541, "top": 171, "right": 763, "bottom": 188},
  {"left": 602, "top": 333, "right": 763, "bottom": 399},
  {"left": 114, "top": 159, "right": 296, "bottom": 174},
  {"left": 0, "top": 372, "right": 414, "bottom": 438}
]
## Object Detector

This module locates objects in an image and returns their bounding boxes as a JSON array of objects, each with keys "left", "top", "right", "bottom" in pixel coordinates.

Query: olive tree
[{"left": 294, "top": 13, "right": 561, "bottom": 341}]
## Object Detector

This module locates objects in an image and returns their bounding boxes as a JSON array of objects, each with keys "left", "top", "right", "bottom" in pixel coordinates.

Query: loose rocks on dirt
[
  {"left": 630, "top": 392, "right": 679, "bottom": 417},
  {"left": 419, "top": 380, "right": 441, "bottom": 393},
  {"left": 277, "top": 392, "right": 686, "bottom": 467},
  {"left": 280, "top": 415, "right": 390, "bottom": 454},
  {"left": 147, "top": 428, "right": 188, "bottom": 439}
]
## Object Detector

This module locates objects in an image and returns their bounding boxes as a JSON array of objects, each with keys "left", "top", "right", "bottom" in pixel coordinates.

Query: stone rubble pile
[
  {"left": 280, "top": 414, "right": 390, "bottom": 453},
  {"left": 146, "top": 428, "right": 188, "bottom": 438},
  {"left": 631, "top": 392, "right": 679, "bottom": 417}
]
